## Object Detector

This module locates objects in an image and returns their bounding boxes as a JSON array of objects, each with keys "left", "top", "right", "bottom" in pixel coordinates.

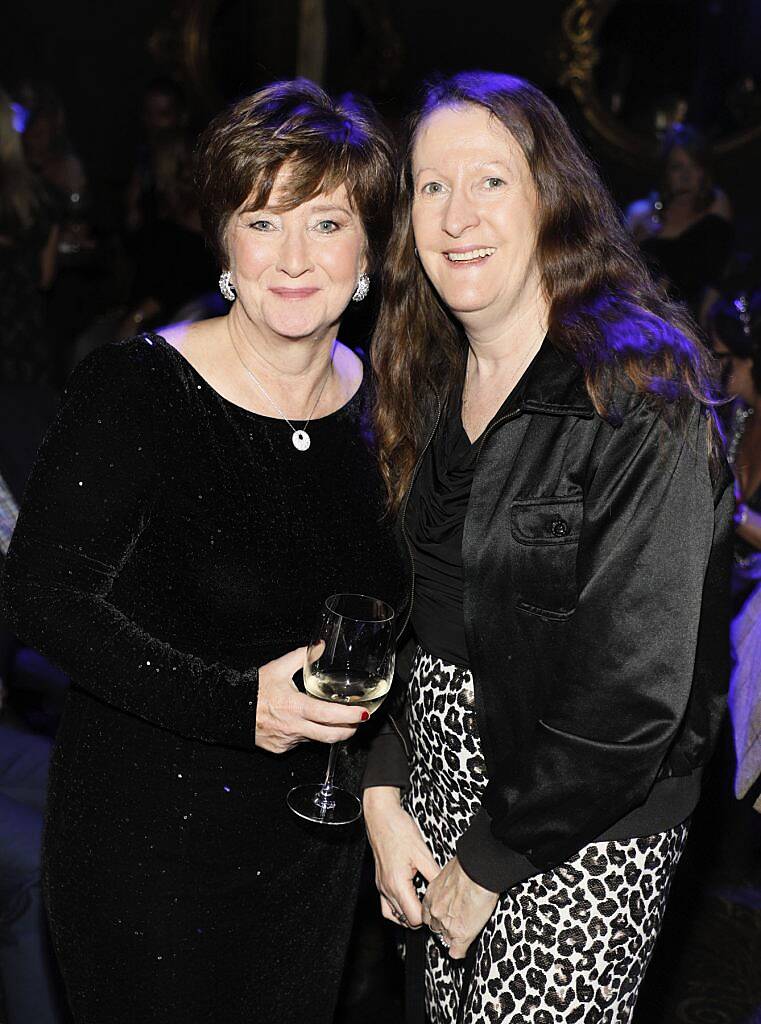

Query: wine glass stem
[
  {"left": 314, "top": 742, "right": 340, "bottom": 811},
  {"left": 323, "top": 742, "right": 340, "bottom": 790}
]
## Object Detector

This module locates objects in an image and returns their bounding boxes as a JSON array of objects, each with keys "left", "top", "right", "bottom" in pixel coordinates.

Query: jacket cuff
[
  {"left": 456, "top": 807, "right": 540, "bottom": 893},
  {"left": 361, "top": 729, "right": 410, "bottom": 793}
]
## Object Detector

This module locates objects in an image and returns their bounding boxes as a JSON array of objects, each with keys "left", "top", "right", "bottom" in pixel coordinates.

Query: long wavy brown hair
[{"left": 372, "top": 72, "right": 720, "bottom": 510}]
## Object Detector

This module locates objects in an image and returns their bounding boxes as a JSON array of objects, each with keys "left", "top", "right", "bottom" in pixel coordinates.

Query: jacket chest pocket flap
[{"left": 510, "top": 496, "right": 583, "bottom": 618}]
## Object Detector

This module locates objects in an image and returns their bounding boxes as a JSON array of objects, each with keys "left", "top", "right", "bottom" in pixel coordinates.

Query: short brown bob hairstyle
[{"left": 195, "top": 78, "right": 395, "bottom": 271}]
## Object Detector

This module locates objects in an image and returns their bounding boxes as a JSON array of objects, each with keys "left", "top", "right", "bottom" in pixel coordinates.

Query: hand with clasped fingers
[
  {"left": 363, "top": 786, "right": 440, "bottom": 928},
  {"left": 255, "top": 646, "right": 368, "bottom": 754},
  {"left": 421, "top": 856, "right": 499, "bottom": 959},
  {"left": 364, "top": 788, "right": 499, "bottom": 953}
]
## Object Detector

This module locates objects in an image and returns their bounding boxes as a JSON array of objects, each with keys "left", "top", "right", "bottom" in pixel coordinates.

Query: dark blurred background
[
  {"left": 2, "top": 0, "right": 761, "bottom": 377},
  {"left": 1, "top": 2, "right": 760, "bottom": 1022},
  {"left": 1, "top": 0, "right": 760, "bottom": 234}
]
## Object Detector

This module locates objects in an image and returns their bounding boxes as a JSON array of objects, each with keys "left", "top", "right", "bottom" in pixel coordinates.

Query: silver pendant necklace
[{"left": 229, "top": 332, "right": 335, "bottom": 452}]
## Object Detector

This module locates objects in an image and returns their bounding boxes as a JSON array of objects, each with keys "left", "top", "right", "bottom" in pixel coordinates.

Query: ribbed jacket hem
[{"left": 457, "top": 769, "right": 703, "bottom": 893}]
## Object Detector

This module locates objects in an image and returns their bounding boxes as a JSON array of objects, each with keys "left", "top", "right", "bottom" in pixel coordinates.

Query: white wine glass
[{"left": 287, "top": 593, "right": 396, "bottom": 825}]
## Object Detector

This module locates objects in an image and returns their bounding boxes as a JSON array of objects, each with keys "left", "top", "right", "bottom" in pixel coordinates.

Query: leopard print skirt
[{"left": 402, "top": 647, "right": 689, "bottom": 1024}]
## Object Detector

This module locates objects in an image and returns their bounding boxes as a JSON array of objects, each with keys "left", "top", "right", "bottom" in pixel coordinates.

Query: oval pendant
[{"left": 292, "top": 429, "right": 311, "bottom": 452}]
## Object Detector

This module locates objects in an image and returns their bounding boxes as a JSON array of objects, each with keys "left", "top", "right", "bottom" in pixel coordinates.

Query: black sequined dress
[{"left": 2, "top": 334, "right": 404, "bottom": 1024}]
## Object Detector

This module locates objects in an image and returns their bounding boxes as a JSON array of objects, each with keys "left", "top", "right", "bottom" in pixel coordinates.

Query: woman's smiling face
[
  {"left": 411, "top": 103, "right": 543, "bottom": 331},
  {"left": 225, "top": 166, "right": 367, "bottom": 344}
]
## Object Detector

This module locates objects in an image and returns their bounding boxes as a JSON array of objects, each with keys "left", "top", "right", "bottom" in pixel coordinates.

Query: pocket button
[{"left": 549, "top": 515, "right": 569, "bottom": 537}]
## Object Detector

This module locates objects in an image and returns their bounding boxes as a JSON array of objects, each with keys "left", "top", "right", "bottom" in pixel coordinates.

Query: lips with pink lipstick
[
  {"left": 269, "top": 287, "right": 321, "bottom": 299},
  {"left": 442, "top": 245, "right": 497, "bottom": 265}
]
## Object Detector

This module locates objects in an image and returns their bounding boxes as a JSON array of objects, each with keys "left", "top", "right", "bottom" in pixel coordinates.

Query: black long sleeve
[{"left": 2, "top": 340, "right": 260, "bottom": 749}]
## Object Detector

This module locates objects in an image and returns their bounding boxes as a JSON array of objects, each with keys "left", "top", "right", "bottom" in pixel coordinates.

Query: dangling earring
[
  {"left": 219, "top": 270, "right": 236, "bottom": 302},
  {"left": 352, "top": 273, "right": 370, "bottom": 303}
]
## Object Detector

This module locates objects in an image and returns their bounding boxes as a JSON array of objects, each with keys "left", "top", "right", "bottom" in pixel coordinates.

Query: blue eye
[
  {"left": 249, "top": 219, "right": 274, "bottom": 231},
  {"left": 485, "top": 177, "right": 505, "bottom": 189},
  {"left": 316, "top": 220, "right": 340, "bottom": 233}
]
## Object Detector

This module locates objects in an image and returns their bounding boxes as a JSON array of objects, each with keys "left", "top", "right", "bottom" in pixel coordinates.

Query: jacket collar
[{"left": 518, "top": 336, "right": 596, "bottom": 419}]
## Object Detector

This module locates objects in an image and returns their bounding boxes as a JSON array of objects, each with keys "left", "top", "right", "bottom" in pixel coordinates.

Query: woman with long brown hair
[{"left": 362, "top": 72, "right": 733, "bottom": 1023}]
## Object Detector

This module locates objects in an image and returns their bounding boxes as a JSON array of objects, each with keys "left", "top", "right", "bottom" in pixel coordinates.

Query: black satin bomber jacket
[{"left": 364, "top": 338, "right": 734, "bottom": 893}]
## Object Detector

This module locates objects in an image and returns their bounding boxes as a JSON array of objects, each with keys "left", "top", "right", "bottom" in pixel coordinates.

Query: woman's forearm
[
  {"left": 2, "top": 549, "right": 260, "bottom": 748},
  {"left": 363, "top": 785, "right": 403, "bottom": 811}
]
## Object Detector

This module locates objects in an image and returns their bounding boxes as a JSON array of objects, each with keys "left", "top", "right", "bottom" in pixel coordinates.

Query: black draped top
[{"left": 407, "top": 361, "right": 533, "bottom": 667}]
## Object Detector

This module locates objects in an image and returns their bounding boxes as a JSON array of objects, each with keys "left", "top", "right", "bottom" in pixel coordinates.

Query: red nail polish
[{"left": 360, "top": 711, "right": 370, "bottom": 722}]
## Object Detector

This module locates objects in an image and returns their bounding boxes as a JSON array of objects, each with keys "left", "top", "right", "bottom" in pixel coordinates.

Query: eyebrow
[
  {"left": 238, "top": 202, "right": 353, "bottom": 217},
  {"left": 308, "top": 204, "right": 354, "bottom": 216},
  {"left": 414, "top": 160, "right": 512, "bottom": 181}
]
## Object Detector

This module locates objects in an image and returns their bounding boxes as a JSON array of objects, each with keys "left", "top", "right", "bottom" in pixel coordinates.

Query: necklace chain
[{"left": 228, "top": 328, "right": 335, "bottom": 448}]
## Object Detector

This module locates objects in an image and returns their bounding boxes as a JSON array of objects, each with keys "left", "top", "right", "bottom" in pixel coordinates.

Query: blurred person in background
[
  {"left": 0, "top": 133, "right": 72, "bottom": 1003},
  {"left": 0, "top": 86, "right": 58, "bottom": 387},
  {"left": 710, "top": 287, "right": 761, "bottom": 608},
  {"left": 0, "top": 86, "right": 60, "bottom": 502},
  {"left": 20, "top": 81, "right": 117, "bottom": 383},
  {"left": 0, "top": 87, "right": 66, "bottom": 722},
  {"left": 21, "top": 83, "right": 96, "bottom": 275},
  {"left": 0, "top": 97, "right": 69, "bottom": 1011},
  {"left": 710, "top": 287, "right": 761, "bottom": 815},
  {"left": 627, "top": 124, "right": 734, "bottom": 322},
  {"left": 74, "top": 81, "right": 214, "bottom": 367},
  {"left": 125, "top": 77, "right": 190, "bottom": 234},
  {"left": 21, "top": 84, "right": 85, "bottom": 207},
  {"left": 71, "top": 80, "right": 197, "bottom": 370},
  {"left": 120, "top": 127, "right": 218, "bottom": 337}
]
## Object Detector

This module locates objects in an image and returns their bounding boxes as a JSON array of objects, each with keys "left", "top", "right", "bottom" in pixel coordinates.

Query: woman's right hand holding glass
[
  {"left": 256, "top": 647, "right": 367, "bottom": 754},
  {"left": 364, "top": 785, "right": 440, "bottom": 928}
]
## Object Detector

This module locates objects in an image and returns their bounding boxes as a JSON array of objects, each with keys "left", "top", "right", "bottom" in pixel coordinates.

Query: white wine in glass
[
  {"left": 287, "top": 593, "right": 395, "bottom": 825},
  {"left": 303, "top": 665, "right": 392, "bottom": 718}
]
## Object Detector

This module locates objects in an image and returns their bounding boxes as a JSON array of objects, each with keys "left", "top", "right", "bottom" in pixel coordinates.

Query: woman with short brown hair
[
  {"left": 3, "top": 79, "right": 403, "bottom": 1023},
  {"left": 363, "top": 72, "right": 733, "bottom": 1023}
]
